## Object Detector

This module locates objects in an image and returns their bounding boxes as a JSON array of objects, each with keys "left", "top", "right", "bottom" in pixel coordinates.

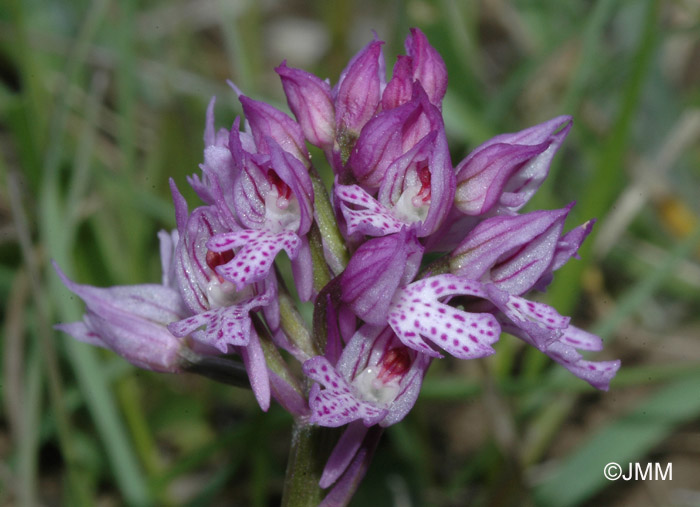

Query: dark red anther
[
  {"left": 416, "top": 163, "right": 431, "bottom": 203},
  {"left": 206, "top": 250, "right": 234, "bottom": 283},
  {"left": 267, "top": 169, "right": 293, "bottom": 200},
  {"left": 377, "top": 347, "right": 412, "bottom": 383}
]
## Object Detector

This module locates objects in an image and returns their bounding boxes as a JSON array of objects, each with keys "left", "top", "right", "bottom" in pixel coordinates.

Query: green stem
[
  {"left": 309, "top": 166, "right": 349, "bottom": 274},
  {"left": 281, "top": 422, "right": 332, "bottom": 507}
]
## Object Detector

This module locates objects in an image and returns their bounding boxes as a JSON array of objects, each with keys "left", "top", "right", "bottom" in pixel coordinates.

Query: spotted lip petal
[
  {"left": 207, "top": 228, "right": 301, "bottom": 291},
  {"left": 503, "top": 322, "right": 620, "bottom": 390},
  {"left": 167, "top": 290, "right": 269, "bottom": 352},
  {"left": 168, "top": 304, "right": 249, "bottom": 352},
  {"left": 304, "top": 357, "right": 388, "bottom": 428},
  {"left": 481, "top": 283, "right": 569, "bottom": 350},
  {"left": 340, "top": 229, "right": 423, "bottom": 325},
  {"left": 335, "top": 182, "right": 405, "bottom": 237},
  {"left": 334, "top": 325, "right": 431, "bottom": 427},
  {"left": 303, "top": 325, "right": 431, "bottom": 428},
  {"left": 387, "top": 275, "right": 500, "bottom": 359},
  {"left": 451, "top": 207, "right": 571, "bottom": 295}
]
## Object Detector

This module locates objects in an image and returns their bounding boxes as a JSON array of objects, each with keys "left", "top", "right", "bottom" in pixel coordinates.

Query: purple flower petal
[
  {"left": 341, "top": 229, "right": 423, "bottom": 325},
  {"left": 455, "top": 116, "right": 572, "bottom": 214},
  {"left": 158, "top": 229, "right": 179, "bottom": 289},
  {"left": 239, "top": 327, "right": 271, "bottom": 411},
  {"left": 276, "top": 60, "right": 335, "bottom": 150},
  {"left": 451, "top": 207, "right": 571, "bottom": 295},
  {"left": 291, "top": 235, "right": 313, "bottom": 302},
  {"left": 53, "top": 263, "right": 186, "bottom": 373},
  {"left": 319, "top": 426, "right": 383, "bottom": 502},
  {"left": 381, "top": 55, "right": 413, "bottom": 110},
  {"left": 347, "top": 86, "right": 442, "bottom": 189},
  {"left": 404, "top": 27, "right": 447, "bottom": 108},
  {"left": 340, "top": 229, "right": 423, "bottom": 325},
  {"left": 320, "top": 422, "right": 369, "bottom": 488},
  {"left": 455, "top": 142, "right": 549, "bottom": 215},
  {"left": 239, "top": 95, "right": 310, "bottom": 164},
  {"left": 334, "top": 39, "right": 385, "bottom": 136}
]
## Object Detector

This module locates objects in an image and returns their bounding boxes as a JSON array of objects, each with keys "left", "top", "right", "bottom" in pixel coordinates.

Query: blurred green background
[{"left": 2, "top": 0, "right": 700, "bottom": 505}]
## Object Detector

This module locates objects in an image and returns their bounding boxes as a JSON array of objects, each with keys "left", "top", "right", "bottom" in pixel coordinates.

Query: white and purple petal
[
  {"left": 387, "top": 275, "right": 500, "bottom": 359},
  {"left": 208, "top": 229, "right": 301, "bottom": 290},
  {"left": 304, "top": 357, "right": 388, "bottom": 427},
  {"left": 336, "top": 183, "right": 404, "bottom": 237}
]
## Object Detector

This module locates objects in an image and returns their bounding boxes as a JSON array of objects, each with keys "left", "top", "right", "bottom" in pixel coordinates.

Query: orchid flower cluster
[{"left": 56, "top": 28, "right": 620, "bottom": 503}]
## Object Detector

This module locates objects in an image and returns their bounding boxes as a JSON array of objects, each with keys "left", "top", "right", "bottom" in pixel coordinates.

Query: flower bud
[
  {"left": 334, "top": 39, "right": 385, "bottom": 138},
  {"left": 53, "top": 263, "right": 188, "bottom": 373},
  {"left": 455, "top": 116, "right": 572, "bottom": 215},
  {"left": 276, "top": 61, "right": 335, "bottom": 150}
]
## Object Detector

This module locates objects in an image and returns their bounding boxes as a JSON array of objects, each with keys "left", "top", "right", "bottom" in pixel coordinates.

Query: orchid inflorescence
[{"left": 55, "top": 28, "right": 620, "bottom": 504}]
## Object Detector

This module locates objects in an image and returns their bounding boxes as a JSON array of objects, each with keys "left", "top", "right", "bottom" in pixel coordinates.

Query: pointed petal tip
[{"left": 226, "top": 80, "right": 243, "bottom": 98}]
